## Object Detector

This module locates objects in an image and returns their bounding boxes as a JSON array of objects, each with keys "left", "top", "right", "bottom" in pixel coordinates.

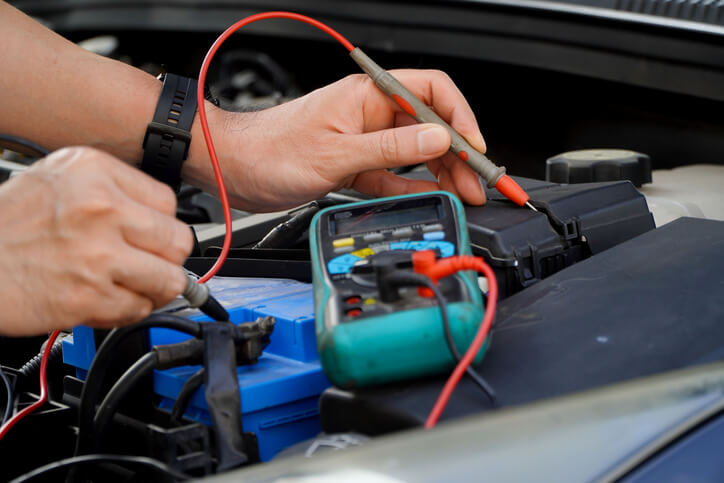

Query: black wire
[
  {"left": 0, "top": 133, "right": 49, "bottom": 158},
  {"left": 384, "top": 271, "right": 496, "bottom": 403},
  {"left": 92, "top": 352, "right": 158, "bottom": 450},
  {"left": 170, "top": 367, "right": 205, "bottom": 424},
  {"left": 75, "top": 314, "right": 202, "bottom": 457},
  {"left": 427, "top": 281, "right": 497, "bottom": 403},
  {"left": 0, "top": 366, "right": 13, "bottom": 425},
  {"left": 253, "top": 199, "right": 335, "bottom": 249},
  {"left": 9, "top": 454, "right": 191, "bottom": 483}
]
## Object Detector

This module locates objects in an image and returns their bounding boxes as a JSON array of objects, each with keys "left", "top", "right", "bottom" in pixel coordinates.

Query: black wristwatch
[{"left": 141, "top": 73, "right": 198, "bottom": 192}]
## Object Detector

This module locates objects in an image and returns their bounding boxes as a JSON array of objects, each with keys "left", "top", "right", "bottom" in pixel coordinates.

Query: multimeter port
[{"left": 335, "top": 249, "right": 468, "bottom": 322}]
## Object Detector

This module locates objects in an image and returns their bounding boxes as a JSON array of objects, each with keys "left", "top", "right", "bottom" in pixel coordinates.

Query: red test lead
[
  {"left": 349, "top": 48, "right": 537, "bottom": 211},
  {"left": 410, "top": 251, "right": 499, "bottom": 428}
]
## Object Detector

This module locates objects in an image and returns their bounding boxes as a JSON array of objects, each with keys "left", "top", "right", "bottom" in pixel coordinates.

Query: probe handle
[
  {"left": 350, "top": 48, "right": 505, "bottom": 188},
  {"left": 183, "top": 275, "right": 230, "bottom": 321}
]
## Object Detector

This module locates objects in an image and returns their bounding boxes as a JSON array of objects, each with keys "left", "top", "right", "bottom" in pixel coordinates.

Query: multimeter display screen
[{"left": 334, "top": 203, "right": 440, "bottom": 235}]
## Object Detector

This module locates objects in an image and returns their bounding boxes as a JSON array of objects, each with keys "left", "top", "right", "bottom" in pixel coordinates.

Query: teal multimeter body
[{"left": 310, "top": 191, "right": 487, "bottom": 388}]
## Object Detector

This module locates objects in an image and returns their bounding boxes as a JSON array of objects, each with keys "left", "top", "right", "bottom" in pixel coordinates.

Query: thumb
[{"left": 350, "top": 124, "right": 450, "bottom": 173}]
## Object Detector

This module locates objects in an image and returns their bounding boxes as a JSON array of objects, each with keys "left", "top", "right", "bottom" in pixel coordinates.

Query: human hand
[
  {"left": 0, "top": 147, "right": 193, "bottom": 336},
  {"left": 185, "top": 70, "right": 487, "bottom": 212}
]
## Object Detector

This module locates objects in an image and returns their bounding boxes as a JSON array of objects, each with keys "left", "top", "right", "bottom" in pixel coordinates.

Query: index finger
[{"left": 362, "top": 69, "right": 486, "bottom": 153}]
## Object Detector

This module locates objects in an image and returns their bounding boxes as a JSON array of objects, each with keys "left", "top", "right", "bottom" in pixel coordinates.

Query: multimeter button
[
  {"left": 333, "top": 237, "right": 355, "bottom": 248},
  {"left": 370, "top": 243, "right": 390, "bottom": 253},
  {"left": 328, "top": 263, "right": 349, "bottom": 274},
  {"left": 334, "top": 245, "right": 355, "bottom": 254},
  {"left": 426, "top": 241, "right": 455, "bottom": 257},
  {"left": 399, "top": 240, "right": 455, "bottom": 258},
  {"left": 346, "top": 308, "right": 363, "bottom": 317},
  {"left": 351, "top": 248, "right": 375, "bottom": 258},
  {"left": 328, "top": 253, "right": 362, "bottom": 274},
  {"left": 423, "top": 223, "right": 444, "bottom": 232},
  {"left": 423, "top": 231, "right": 445, "bottom": 241},
  {"left": 392, "top": 227, "right": 414, "bottom": 238},
  {"left": 345, "top": 296, "right": 362, "bottom": 305},
  {"left": 363, "top": 233, "right": 384, "bottom": 243}
]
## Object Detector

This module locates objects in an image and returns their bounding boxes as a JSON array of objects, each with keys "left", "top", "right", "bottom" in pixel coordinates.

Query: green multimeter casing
[{"left": 310, "top": 191, "right": 488, "bottom": 389}]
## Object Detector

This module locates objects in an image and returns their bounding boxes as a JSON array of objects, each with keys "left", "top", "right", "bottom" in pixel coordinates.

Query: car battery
[{"left": 62, "top": 276, "right": 330, "bottom": 462}]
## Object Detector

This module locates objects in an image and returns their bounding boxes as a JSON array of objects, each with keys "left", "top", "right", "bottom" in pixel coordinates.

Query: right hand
[
  {"left": 0, "top": 147, "right": 193, "bottom": 336},
  {"left": 186, "top": 70, "right": 487, "bottom": 212}
]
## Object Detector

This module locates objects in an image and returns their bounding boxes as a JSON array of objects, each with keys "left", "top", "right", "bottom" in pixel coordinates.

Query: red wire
[
  {"left": 425, "top": 260, "right": 498, "bottom": 428},
  {"left": 0, "top": 330, "right": 61, "bottom": 440},
  {"left": 195, "top": 11, "right": 354, "bottom": 283}
]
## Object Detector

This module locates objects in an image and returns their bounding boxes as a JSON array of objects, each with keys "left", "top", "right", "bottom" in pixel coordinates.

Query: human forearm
[{"left": 0, "top": 3, "right": 164, "bottom": 161}]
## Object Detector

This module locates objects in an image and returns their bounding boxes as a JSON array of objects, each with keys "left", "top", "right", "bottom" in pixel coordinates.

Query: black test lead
[{"left": 182, "top": 274, "right": 229, "bottom": 321}]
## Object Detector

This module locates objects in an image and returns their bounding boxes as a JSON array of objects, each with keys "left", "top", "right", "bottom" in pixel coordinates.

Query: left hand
[
  {"left": 0, "top": 147, "right": 192, "bottom": 336},
  {"left": 185, "top": 70, "right": 487, "bottom": 212}
]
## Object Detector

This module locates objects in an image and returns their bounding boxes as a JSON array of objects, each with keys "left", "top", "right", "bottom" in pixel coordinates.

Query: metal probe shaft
[{"left": 350, "top": 48, "right": 535, "bottom": 210}]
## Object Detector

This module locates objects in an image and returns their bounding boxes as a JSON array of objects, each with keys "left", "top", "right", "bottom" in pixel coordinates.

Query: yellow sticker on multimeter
[{"left": 351, "top": 248, "right": 375, "bottom": 258}]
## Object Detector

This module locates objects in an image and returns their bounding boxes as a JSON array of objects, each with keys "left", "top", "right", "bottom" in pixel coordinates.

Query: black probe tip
[{"left": 200, "top": 294, "right": 229, "bottom": 322}]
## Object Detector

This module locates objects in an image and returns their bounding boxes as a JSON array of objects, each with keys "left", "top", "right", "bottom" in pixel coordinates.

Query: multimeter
[{"left": 310, "top": 191, "right": 487, "bottom": 388}]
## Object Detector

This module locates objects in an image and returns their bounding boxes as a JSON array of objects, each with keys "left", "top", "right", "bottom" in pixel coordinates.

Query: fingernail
[
  {"left": 417, "top": 125, "right": 449, "bottom": 156},
  {"left": 478, "top": 176, "right": 487, "bottom": 204},
  {"left": 471, "top": 133, "right": 487, "bottom": 153}
]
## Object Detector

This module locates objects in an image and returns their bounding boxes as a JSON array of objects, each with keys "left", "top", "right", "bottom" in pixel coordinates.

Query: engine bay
[{"left": 1, "top": 2, "right": 724, "bottom": 481}]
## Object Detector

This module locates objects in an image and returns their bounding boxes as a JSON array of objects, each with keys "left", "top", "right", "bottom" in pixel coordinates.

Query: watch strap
[{"left": 142, "top": 74, "right": 198, "bottom": 191}]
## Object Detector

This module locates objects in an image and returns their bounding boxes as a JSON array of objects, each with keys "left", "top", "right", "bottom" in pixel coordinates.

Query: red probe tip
[{"left": 495, "top": 175, "right": 530, "bottom": 207}]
